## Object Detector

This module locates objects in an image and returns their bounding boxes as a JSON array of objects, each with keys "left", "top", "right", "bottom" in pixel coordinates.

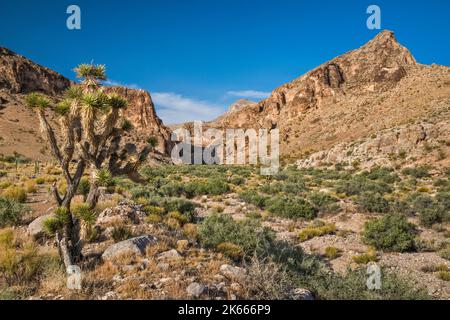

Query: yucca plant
[{"left": 26, "top": 63, "right": 158, "bottom": 268}]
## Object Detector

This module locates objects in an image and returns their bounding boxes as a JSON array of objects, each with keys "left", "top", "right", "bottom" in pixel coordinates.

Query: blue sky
[{"left": 1, "top": 0, "right": 449, "bottom": 124}]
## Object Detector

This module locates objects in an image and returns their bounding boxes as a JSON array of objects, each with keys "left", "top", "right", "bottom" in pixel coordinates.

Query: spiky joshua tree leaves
[{"left": 26, "top": 64, "right": 156, "bottom": 268}]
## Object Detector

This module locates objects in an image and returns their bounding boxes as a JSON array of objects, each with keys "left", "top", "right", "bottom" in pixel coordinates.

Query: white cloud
[
  {"left": 226, "top": 90, "right": 271, "bottom": 100},
  {"left": 152, "top": 92, "right": 224, "bottom": 124},
  {"left": 102, "top": 80, "right": 141, "bottom": 90}
]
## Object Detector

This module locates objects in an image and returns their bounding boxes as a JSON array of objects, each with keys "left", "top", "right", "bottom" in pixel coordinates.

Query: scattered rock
[
  {"left": 186, "top": 282, "right": 205, "bottom": 298},
  {"left": 157, "top": 249, "right": 181, "bottom": 261},
  {"left": 291, "top": 288, "right": 314, "bottom": 300},
  {"left": 102, "top": 235, "right": 157, "bottom": 261},
  {"left": 101, "top": 291, "right": 118, "bottom": 300},
  {"left": 97, "top": 201, "right": 146, "bottom": 226},
  {"left": 220, "top": 264, "right": 246, "bottom": 281}
]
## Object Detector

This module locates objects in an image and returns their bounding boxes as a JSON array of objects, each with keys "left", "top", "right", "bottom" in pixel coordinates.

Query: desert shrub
[
  {"left": 143, "top": 205, "right": 165, "bottom": 216},
  {"left": 167, "top": 211, "right": 188, "bottom": 225},
  {"left": 307, "top": 192, "right": 340, "bottom": 214},
  {"left": 362, "top": 214, "right": 417, "bottom": 252},
  {"left": 229, "top": 176, "right": 245, "bottom": 185},
  {"left": 401, "top": 166, "right": 431, "bottom": 179},
  {"left": 266, "top": 195, "right": 317, "bottom": 220},
  {"left": 0, "top": 181, "right": 12, "bottom": 190},
  {"left": 298, "top": 223, "right": 336, "bottom": 242},
  {"left": 111, "top": 225, "right": 133, "bottom": 242},
  {"left": 24, "top": 180, "right": 37, "bottom": 193},
  {"left": 146, "top": 214, "right": 162, "bottom": 223},
  {"left": 0, "top": 229, "right": 60, "bottom": 286},
  {"left": 0, "top": 171, "right": 6, "bottom": 178},
  {"left": 299, "top": 267, "right": 429, "bottom": 300},
  {"left": 198, "top": 213, "right": 275, "bottom": 256},
  {"left": 324, "top": 246, "right": 341, "bottom": 259},
  {"left": 183, "top": 223, "right": 198, "bottom": 240},
  {"left": 2, "top": 186, "right": 27, "bottom": 203},
  {"left": 217, "top": 242, "right": 244, "bottom": 260},
  {"left": 241, "top": 255, "right": 294, "bottom": 300},
  {"left": 436, "top": 191, "right": 450, "bottom": 211},
  {"left": 361, "top": 166, "right": 400, "bottom": 184},
  {"left": 184, "top": 178, "right": 230, "bottom": 197},
  {"left": 439, "top": 244, "right": 450, "bottom": 261},
  {"left": 437, "top": 271, "right": 450, "bottom": 281},
  {"left": 145, "top": 196, "right": 197, "bottom": 222},
  {"left": 352, "top": 248, "right": 378, "bottom": 264},
  {"left": 335, "top": 176, "right": 392, "bottom": 196},
  {"left": 0, "top": 197, "right": 25, "bottom": 227},
  {"left": 419, "top": 208, "right": 446, "bottom": 227},
  {"left": 239, "top": 190, "right": 268, "bottom": 208},
  {"left": 357, "top": 192, "right": 391, "bottom": 213},
  {"left": 259, "top": 181, "right": 307, "bottom": 195}
]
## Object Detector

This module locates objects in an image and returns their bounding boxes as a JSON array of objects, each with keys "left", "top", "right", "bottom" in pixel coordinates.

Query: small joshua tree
[{"left": 26, "top": 64, "right": 155, "bottom": 268}]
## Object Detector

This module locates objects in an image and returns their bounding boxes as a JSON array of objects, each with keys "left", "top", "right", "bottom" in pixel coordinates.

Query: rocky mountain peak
[{"left": 228, "top": 99, "right": 257, "bottom": 113}]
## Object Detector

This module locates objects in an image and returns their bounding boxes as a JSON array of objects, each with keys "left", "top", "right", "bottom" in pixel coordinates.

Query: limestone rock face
[
  {"left": 103, "top": 86, "right": 174, "bottom": 156},
  {"left": 0, "top": 47, "right": 70, "bottom": 95}
]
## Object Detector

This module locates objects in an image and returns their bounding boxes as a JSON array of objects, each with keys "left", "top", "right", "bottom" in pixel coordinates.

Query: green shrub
[
  {"left": 401, "top": 166, "right": 431, "bottom": 179},
  {"left": 0, "top": 197, "right": 25, "bottom": 227},
  {"left": 198, "top": 213, "right": 275, "bottom": 256},
  {"left": 266, "top": 195, "right": 317, "bottom": 220},
  {"left": 308, "top": 192, "right": 340, "bottom": 213},
  {"left": 335, "top": 176, "right": 392, "bottom": 196},
  {"left": 419, "top": 208, "right": 445, "bottom": 227},
  {"left": 362, "top": 214, "right": 417, "bottom": 252},
  {"left": 357, "top": 192, "right": 391, "bottom": 213},
  {"left": 239, "top": 190, "right": 268, "bottom": 208},
  {"left": 72, "top": 203, "right": 97, "bottom": 226}
]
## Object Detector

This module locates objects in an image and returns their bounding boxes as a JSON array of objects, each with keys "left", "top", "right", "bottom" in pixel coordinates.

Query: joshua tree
[{"left": 26, "top": 64, "right": 155, "bottom": 268}]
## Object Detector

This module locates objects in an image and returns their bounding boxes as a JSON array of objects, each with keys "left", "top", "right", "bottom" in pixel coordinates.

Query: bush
[
  {"left": 72, "top": 203, "right": 97, "bottom": 226},
  {"left": 362, "top": 214, "right": 417, "bottom": 252},
  {"left": 217, "top": 242, "right": 244, "bottom": 260},
  {"left": 298, "top": 223, "right": 336, "bottom": 242},
  {"left": 357, "top": 192, "right": 391, "bottom": 213},
  {"left": 335, "top": 176, "right": 392, "bottom": 196},
  {"left": 198, "top": 213, "right": 275, "bottom": 256},
  {"left": 300, "top": 267, "right": 429, "bottom": 300},
  {"left": 324, "top": 246, "right": 341, "bottom": 259},
  {"left": 239, "top": 190, "right": 268, "bottom": 208},
  {"left": 307, "top": 192, "right": 340, "bottom": 214},
  {"left": 352, "top": 248, "right": 378, "bottom": 264},
  {"left": 2, "top": 186, "right": 27, "bottom": 203},
  {"left": 419, "top": 207, "right": 445, "bottom": 227},
  {"left": 111, "top": 225, "right": 133, "bottom": 242},
  {"left": 266, "top": 195, "right": 317, "bottom": 220},
  {"left": 401, "top": 166, "right": 431, "bottom": 179},
  {"left": 0, "top": 197, "right": 25, "bottom": 227}
]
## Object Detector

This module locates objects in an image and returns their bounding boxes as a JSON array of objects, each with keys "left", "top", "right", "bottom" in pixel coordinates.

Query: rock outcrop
[
  {"left": 103, "top": 87, "right": 174, "bottom": 155},
  {"left": 0, "top": 47, "right": 70, "bottom": 95},
  {"left": 207, "top": 30, "right": 450, "bottom": 163}
]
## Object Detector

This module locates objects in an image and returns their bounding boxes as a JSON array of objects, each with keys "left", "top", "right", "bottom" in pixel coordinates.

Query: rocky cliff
[{"left": 208, "top": 30, "right": 450, "bottom": 166}]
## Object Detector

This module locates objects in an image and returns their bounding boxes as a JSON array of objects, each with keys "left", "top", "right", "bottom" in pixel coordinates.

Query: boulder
[
  {"left": 28, "top": 214, "right": 53, "bottom": 239},
  {"left": 220, "top": 264, "right": 246, "bottom": 281},
  {"left": 97, "top": 201, "right": 146, "bottom": 226},
  {"left": 102, "top": 235, "right": 157, "bottom": 261},
  {"left": 186, "top": 282, "right": 205, "bottom": 298},
  {"left": 157, "top": 249, "right": 181, "bottom": 261},
  {"left": 291, "top": 288, "right": 314, "bottom": 300}
]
